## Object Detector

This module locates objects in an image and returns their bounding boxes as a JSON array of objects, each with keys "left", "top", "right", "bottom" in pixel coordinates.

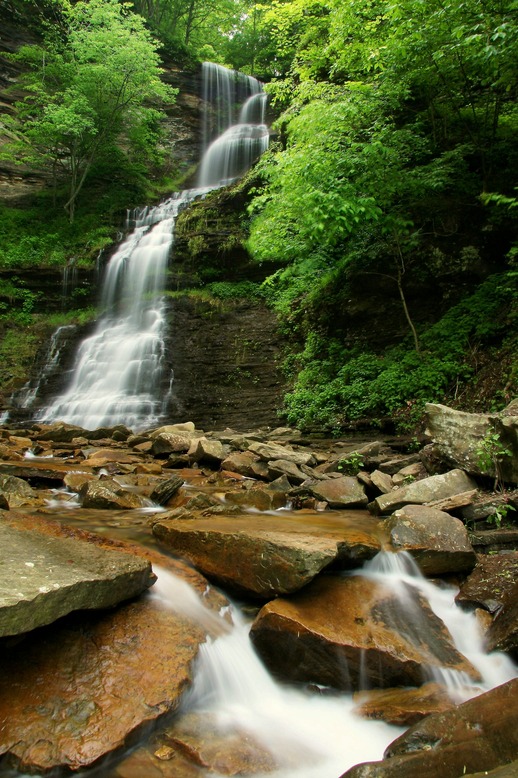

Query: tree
[{"left": 3, "top": 0, "right": 176, "bottom": 221}]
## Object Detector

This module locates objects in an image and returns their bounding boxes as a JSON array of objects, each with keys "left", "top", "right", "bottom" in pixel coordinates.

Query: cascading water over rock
[{"left": 11, "top": 63, "right": 269, "bottom": 430}]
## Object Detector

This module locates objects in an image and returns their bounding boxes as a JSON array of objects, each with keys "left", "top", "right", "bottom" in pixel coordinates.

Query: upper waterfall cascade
[{"left": 16, "top": 63, "right": 268, "bottom": 431}]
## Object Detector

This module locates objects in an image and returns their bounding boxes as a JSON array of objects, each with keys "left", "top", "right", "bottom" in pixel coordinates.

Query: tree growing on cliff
[{"left": 2, "top": 0, "right": 176, "bottom": 222}]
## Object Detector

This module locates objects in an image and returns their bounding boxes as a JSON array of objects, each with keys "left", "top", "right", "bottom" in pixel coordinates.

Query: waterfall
[
  {"left": 16, "top": 63, "right": 268, "bottom": 431},
  {"left": 197, "top": 62, "right": 269, "bottom": 188}
]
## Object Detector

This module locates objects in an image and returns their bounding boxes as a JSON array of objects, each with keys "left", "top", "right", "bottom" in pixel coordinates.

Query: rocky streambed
[{"left": 0, "top": 402, "right": 517, "bottom": 777}]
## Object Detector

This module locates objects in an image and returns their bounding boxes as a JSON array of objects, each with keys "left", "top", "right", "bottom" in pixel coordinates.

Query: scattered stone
[
  {"left": 368, "top": 469, "right": 477, "bottom": 515},
  {"left": 250, "top": 574, "right": 478, "bottom": 691},
  {"left": 370, "top": 470, "right": 393, "bottom": 494},
  {"left": 0, "top": 474, "right": 37, "bottom": 507},
  {"left": 267, "top": 458, "right": 307, "bottom": 484},
  {"left": 220, "top": 450, "right": 260, "bottom": 477},
  {"left": 152, "top": 433, "right": 192, "bottom": 456},
  {"left": 378, "top": 454, "right": 422, "bottom": 475},
  {"left": 460, "top": 493, "right": 515, "bottom": 521},
  {"left": 187, "top": 437, "right": 224, "bottom": 465},
  {"left": 224, "top": 487, "right": 287, "bottom": 512},
  {"left": 0, "top": 512, "right": 156, "bottom": 637},
  {"left": 35, "top": 423, "right": 88, "bottom": 442},
  {"left": 308, "top": 476, "right": 368, "bottom": 508},
  {"left": 353, "top": 682, "right": 454, "bottom": 726},
  {"left": 385, "top": 504, "right": 476, "bottom": 575},
  {"left": 340, "top": 678, "right": 518, "bottom": 778},
  {"left": 426, "top": 489, "right": 478, "bottom": 512}
]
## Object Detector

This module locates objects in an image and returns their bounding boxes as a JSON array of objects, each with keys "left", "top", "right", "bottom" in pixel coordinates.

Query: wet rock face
[
  {"left": 250, "top": 574, "right": 478, "bottom": 691},
  {"left": 0, "top": 512, "right": 156, "bottom": 637},
  {"left": 341, "top": 678, "right": 518, "bottom": 778},
  {"left": 0, "top": 594, "right": 204, "bottom": 773}
]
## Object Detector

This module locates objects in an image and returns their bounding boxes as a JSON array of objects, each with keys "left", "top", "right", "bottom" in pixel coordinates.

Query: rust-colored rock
[
  {"left": 0, "top": 557, "right": 222, "bottom": 774},
  {"left": 153, "top": 512, "right": 381, "bottom": 598},
  {"left": 486, "top": 581, "right": 518, "bottom": 656},
  {"left": 353, "top": 682, "right": 454, "bottom": 726},
  {"left": 456, "top": 552, "right": 518, "bottom": 613},
  {"left": 341, "top": 678, "right": 518, "bottom": 777},
  {"left": 250, "top": 574, "right": 479, "bottom": 690}
]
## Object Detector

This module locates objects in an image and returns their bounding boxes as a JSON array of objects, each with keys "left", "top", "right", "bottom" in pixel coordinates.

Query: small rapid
[{"left": 150, "top": 552, "right": 517, "bottom": 777}]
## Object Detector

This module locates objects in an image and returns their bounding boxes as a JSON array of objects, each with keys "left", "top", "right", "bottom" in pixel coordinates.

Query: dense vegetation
[
  {"left": 243, "top": 0, "right": 517, "bottom": 430},
  {"left": 0, "top": 0, "right": 516, "bottom": 429}
]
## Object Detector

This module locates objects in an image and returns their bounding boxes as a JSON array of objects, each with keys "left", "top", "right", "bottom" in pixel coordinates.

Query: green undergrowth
[
  {"left": 166, "top": 281, "right": 264, "bottom": 304},
  {"left": 281, "top": 273, "right": 517, "bottom": 433}
]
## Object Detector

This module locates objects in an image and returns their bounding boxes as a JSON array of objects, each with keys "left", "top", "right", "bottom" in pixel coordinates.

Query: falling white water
[
  {"left": 11, "top": 63, "right": 269, "bottom": 431},
  {"left": 153, "top": 567, "right": 404, "bottom": 778},
  {"left": 38, "top": 190, "right": 209, "bottom": 430},
  {"left": 197, "top": 62, "right": 269, "bottom": 188},
  {"left": 362, "top": 551, "right": 517, "bottom": 699}
]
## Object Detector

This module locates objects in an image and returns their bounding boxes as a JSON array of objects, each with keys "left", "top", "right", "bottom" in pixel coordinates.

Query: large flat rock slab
[
  {"left": 0, "top": 558, "right": 222, "bottom": 774},
  {"left": 153, "top": 511, "right": 383, "bottom": 598},
  {"left": 369, "top": 469, "right": 477, "bottom": 515},
  {"left": 250, "top": 574, "right": 478, "bottom": 690},
  {"left": 0, "top": 512, "right": 156, "bottom": 636}
]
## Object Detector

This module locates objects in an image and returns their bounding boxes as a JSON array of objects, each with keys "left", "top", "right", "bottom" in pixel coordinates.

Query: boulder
[
  {"left": 149, "top": 422, "right": 197, "bottom": 438},
  {"left": 247, "top": 441, "right": 316, "bottom": 467},
  {"left": 149, "top": 475, "right": 184, "bottom": 506},
  {"left": 220, "top": 449, "right": 260, "bottom": 477},
  {"left": 455, "top": 552, "right": 518, "bottom": 613},
  {"left": 153, "top": 513, "right": 381, "bottom": 598},
  {"left": 152, "top": 432, "right": 192, "bottom": 456},
  {"left": 370, "top": 470, "right": 394, "bottom": 494},
  {"left": 309, "top": 476, "right": 368, "bottom": 508},
  {"left": 0, "top": 561, "right": 219, "bottom": 774},
  {"left": 341, "top": 678, "right": 518, "bottom": 778},
  {"left": 353, "top": 682, "right": 454, "bottom": 726},
  {"left": 368, "top": 469, "right": 477, "bottom": 515},
  {"left": 425, "top": 402, "right": 518, "bottom": 484},
  {"left": 0, "top": 474, "right": 37, "bottom": 507},
  {"left": 187, "top": 437, "right": 225, "bottom": 465},
  {"left": 385, "top": 504, "right": 476, "bottom": 574},
  {"left": 267, "top": 458, "right": 307, "bottom": 484},
  {"left": 0, "top": 513, "right": 156, "bottom": 637},
  {"left": 486, "top": 581, "right": 518, "bottom": 655},
  {"left": 79, "top": 480, "right": 147, "bottom": 509},
  {"left": 250, "top": 574, "right": 478, "bottom": 690},
  {"left": 35, "top": 422, "right": 87, "bottom": 442}
]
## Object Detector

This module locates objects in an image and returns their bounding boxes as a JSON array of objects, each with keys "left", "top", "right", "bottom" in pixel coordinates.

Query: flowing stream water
[
  {"left": 11, "top": 63, "right": 269, "bottom": 431},
  {"left": 144, "top": 550, "right": 516, "bottom": 777}
]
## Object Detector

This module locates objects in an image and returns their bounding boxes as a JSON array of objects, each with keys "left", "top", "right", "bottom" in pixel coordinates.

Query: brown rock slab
[
  {"left": 250, "top": 574, "right": 478, "bottom": 690},
  {"left": 340, "top": 678, "right": 518, "bottom": 777},
  {"left": 353, "top": 682, "right": 455, "bottom": 726},
  {"left": 153, "top": 512, "right": 382, "bottom": 598},
  {"left": 385, "top": 504, "right": 476, "bottom": 574},
  {"left": 0, "top": 512, "right": 156, "bottom": 637},
  {"left": 221, "top": 450, "right": 260, "bottom": 477},
  {"left": 248, "top": 441, "right": 316, "bottom": 467},
  {"left": 79, "top": 479, "right": 148, "bottom": 509}
]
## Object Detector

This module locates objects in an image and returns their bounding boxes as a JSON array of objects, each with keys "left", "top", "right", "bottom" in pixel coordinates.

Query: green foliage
[
  {"left": 476, "top": 429, "right": 513, "bottom": 491},
  {"left": 337, "top": 452, "right": 364, "bottom": 475},
  {"left": 2, "top": 0, "right": 176, "bottom": 221},
  {"left": 280, "top": 275, "right": 514, "bottom": 432},
  {"left": 205, "top": 281, "right": 264, "bottom": 300}
]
